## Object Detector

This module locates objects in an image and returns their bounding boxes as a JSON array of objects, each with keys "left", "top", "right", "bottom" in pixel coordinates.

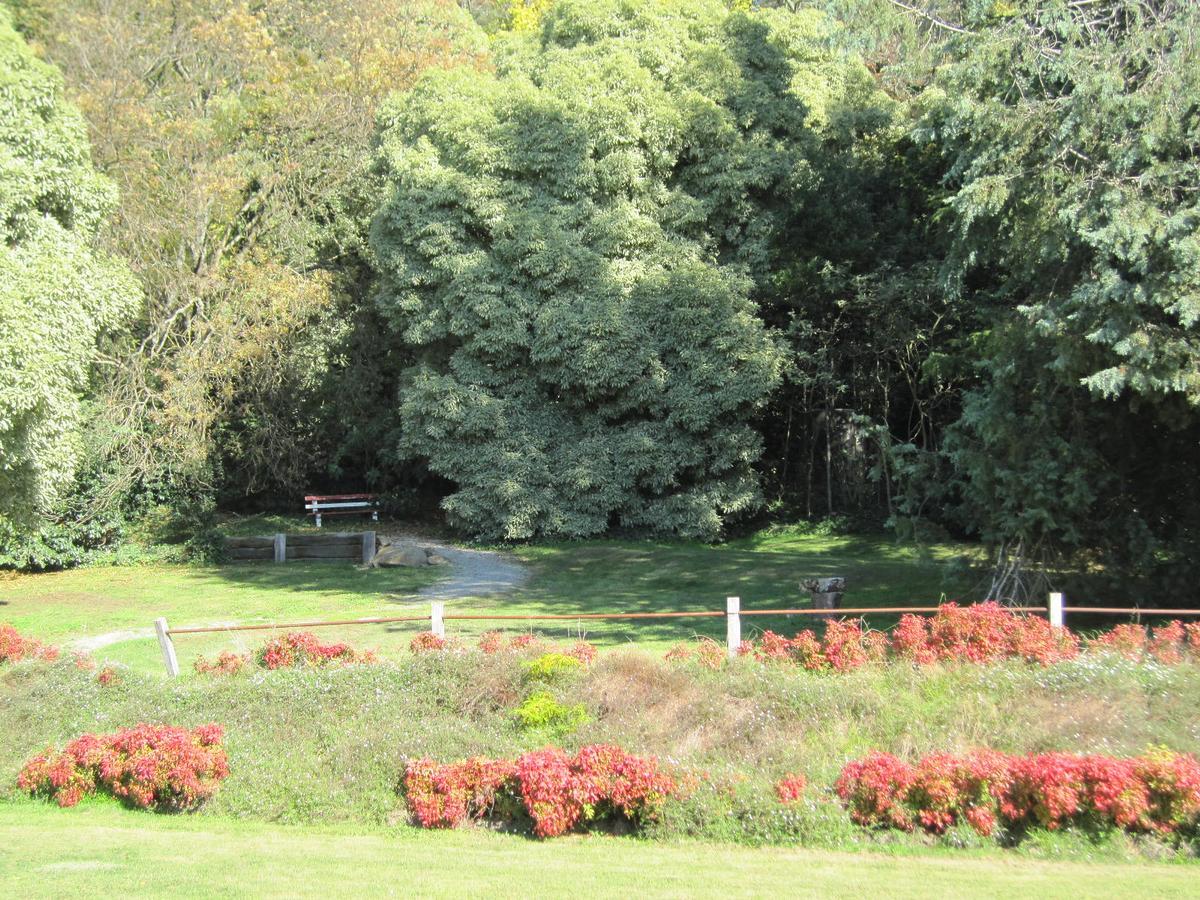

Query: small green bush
[
  {"left": 524, "top": 653, "right": 583, "bottom": 683},
  {"left": 513, "top": 690, "right": 590, "bottom": 740}
]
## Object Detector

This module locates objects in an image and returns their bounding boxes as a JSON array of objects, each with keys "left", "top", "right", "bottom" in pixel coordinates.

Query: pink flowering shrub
[
  {"left": 0, "top": 624, "right": 59, "bottom": 664},
  {"left": 478, "top": 631, "right": 505, "bottom": 654},
  {"left": 255, "top": 632, "right": 376, "bottom": 669},
  {"left": 1089, "top": 623, "right": 1148, "bottom": 660},
  {"left": 836, "top": 748, "right": 1200, "bottom": 838},
  {"left": 835, "top": 751, "right": 917, "bottom": 830},
  {"left": 893, "top": 603, "right": 1079, "bottom": 666},
  {"left": 667, "top": 604, "right": 1097, "bottom": 672},
  {"left": 18, "top": 724, "right": 228, "bottom": 810},
  {"left": 403, "top": 745, "right": 677, "bottom": 837},
  {"left": 1089, "top": 620, "right": 1200, "bottom": 665},
  {"left": 193, "top": 651, "right": 250, "bottom": 676},
  {"left": 775, "top": 773, "right": 807, "bottom": 804},
  {"left": 409, "top": 631, "right": 449, "bottom": 653}
]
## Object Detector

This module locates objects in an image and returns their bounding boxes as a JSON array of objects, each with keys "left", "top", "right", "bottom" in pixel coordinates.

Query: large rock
[{"left": 372, "top": 544, "right": 430, "bottom": 568}]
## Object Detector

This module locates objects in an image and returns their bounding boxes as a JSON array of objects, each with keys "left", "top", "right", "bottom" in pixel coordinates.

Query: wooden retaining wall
[{"left": 224, "top": 532, "right": 378, "bottom": 564}]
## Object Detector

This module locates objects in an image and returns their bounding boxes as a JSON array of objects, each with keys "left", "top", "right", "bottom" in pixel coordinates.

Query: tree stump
[{"left": 801, "top": 577, "right": 845, "bottom": 622}]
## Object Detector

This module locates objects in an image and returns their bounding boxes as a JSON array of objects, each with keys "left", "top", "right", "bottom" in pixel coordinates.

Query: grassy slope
[
  {"left": 2, "top": 652, "right": 1197, "bottom": 838},
  {"left": 0, "top": 520, "right": 981, "bottom": 673},
  {"left": 2, "top": 802, "right": 1195, "bottom": 899}
]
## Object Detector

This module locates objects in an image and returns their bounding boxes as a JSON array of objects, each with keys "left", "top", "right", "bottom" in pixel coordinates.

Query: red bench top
[{"left": 304, "top": 493, "right": 378, "bottom": 502}]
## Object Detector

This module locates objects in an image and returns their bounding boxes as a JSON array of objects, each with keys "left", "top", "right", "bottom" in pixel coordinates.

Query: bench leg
[
  {"left": 372, "top": 510, "right": 378, "bottom": 522},
  {"left": 315, "top": 512, "right": 322, "bottom": 528}
]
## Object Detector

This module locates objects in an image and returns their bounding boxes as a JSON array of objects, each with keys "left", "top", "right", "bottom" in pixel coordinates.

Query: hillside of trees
[{"left": 2, "top": 0, "right": 1197, "bottom": 601}]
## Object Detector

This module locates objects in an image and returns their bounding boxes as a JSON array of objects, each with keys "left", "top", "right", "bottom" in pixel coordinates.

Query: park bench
[{"left": 304, "top": 493, "right": 379, "bottom": 528}]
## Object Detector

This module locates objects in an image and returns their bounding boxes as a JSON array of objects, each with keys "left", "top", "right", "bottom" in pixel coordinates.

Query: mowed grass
[
  {"left": 1, "top": 801, "right": 1196, "bottom": 899},
  {"left": 0, "top": 561, "right": 442, "bottom": 673},
  {"left": 0, "top": 520, "right": 983, "bottom": 673}
]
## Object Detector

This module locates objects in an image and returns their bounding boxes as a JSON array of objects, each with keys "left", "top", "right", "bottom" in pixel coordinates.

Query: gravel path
[
  {"left": 379, "top": 534, "right": 529, "bottom": 600},
  {"left": 71, "top": 629, "right": 152, "bottom": 652}
]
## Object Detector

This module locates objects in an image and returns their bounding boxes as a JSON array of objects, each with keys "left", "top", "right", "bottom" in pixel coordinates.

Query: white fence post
[
  {"left": 273, "top": 532, "right": 286, "bottom": 564},
  {"left": 361, "top": 530, "right": 376, "bottom": 565},
  {"left": 431, "top": 601, "right": 445, "bottom": 639},
  {"left": 155, "top": 617, "right": 180, "bottom": 677},
  {"left": 1049, "top": 592, "right": 1065, "bottom": 629},
  {"left": 726, "top": 596, "right": 741, "bottom": 659}
]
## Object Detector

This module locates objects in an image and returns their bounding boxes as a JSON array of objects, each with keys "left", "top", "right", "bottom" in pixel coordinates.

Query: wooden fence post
[
  {"left": 361, "top": 531, "right": 376, "bottom": 565},
  {"left": 726, "top": 596, "right": 741, "bottom": 659},
  {"left": 431, "top": 601, "right": 445, "bottom": 639},
  {"left": 1049, "top": 592, "right": 1065, "bottom": 629},
  {"left": 274, "top": 533, "right": 286, "bottom": 564},
  {"left": 155, "top": 617, "right": 180, "bottom": 677}
]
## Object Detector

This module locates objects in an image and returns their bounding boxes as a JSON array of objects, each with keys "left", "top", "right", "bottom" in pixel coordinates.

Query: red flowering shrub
[
  {"left": 789, "top": 629, "right": 826, "bottom": 670},
  {"left": 906, "top": 750, "right": 1012, "bottom": 836},
  {"left": 404, "top": 756, "right": 517, "bottom": 828},
  {"left": 0, "top": 624, "right": 59, "bottom": 664},
  {"left": 1089, "top": 623, "right": 1148, "bottom": 660},
  {"left": 1150, "top": 621, "right": 1187, "bottom": 665},
  {"left": 775, "top": 773, "right": 807, "bottom": 804},
  {"left": 567, "top": 641, "right": 597, "bottom": 665},
  {"left": 837, "top": 748, "right": 1200, "bottom": 838},
  {"left": 403, "top": 745, "right": 676, "bottom": 838},
  {"left": 664, "top": 643, "right": 691, "bottom": 662},
  {"left": 756, "top": 630, "right": 793, "bottom": 661},
  {"left": 194, "top": 651, "right": 249, "bottom": 676},
  {"left": 96, "top": 665, "right": 120, "bottom": 687},
  {"left": 695, "top": 638, "right": 726, "bottom": 670},
  {"left": 476, "top": 631, "right": 547, "bottom": 654},
  {"left": 1087, "top": 621, "right": 1200, "bottom": 665},
  {"left": 409, "top": 631, "right": 448, "bottom": 654},
  {"left": 835, "top": 751, "right": 916, "bottom": 830},
  {"left": 478, "top": 631, "right": 504, "bottom": 654},
  {"left": 892, "top": 614, "right": 937, "bottom": 665},
  {"left": 822, "top": 620, "right": 874, "bottom": 672},
  {"left": 257, "top": 631, "right": 376, "bottom": 668},
  {"left": 662, "top": 606, "right": 1200, "bottom": 673},
  {"left": 18, "top": 724, "right": 228, "bottom": 810},
  {"left": 1136, "top": 747, "right": 1200, "bottom": 832},
  {"left": 1187, "top": 623, "right": 1200, "bottom": 654},
  {"left": 902, "top": 603, "right": 1079, "bottom": 666}
]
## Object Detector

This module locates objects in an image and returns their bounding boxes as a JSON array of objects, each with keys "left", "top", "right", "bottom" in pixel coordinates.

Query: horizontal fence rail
[
  {"left": 1063, "top": 607, "right": 1200, "bottom": 616},
  {"left": 166, "top": 615, "right": 429, "bottom": 636},
  {"left": 149, "top": 595, "right": 1200, "bottom": 676}
]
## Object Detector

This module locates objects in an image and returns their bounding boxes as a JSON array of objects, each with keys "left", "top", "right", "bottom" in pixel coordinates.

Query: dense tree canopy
[
  {"left": 894, "top": 0, "right": 1200, "bottom": 592},
  {"left": 371, "top": 0, "right": 886, "bottom": 539},
  {"left": 2, "top": 0, "right": 1197, "bottom": 596},
  {"left": 17, "top": 0, "right": 487, "bottom": 512},
  {"left": 0, "top": 8, "right": 138, "bottom": 527}
]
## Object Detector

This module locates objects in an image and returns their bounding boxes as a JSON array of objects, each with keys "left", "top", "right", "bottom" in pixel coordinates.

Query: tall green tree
[
  {"left": 371, "top": 0, "right": 873, "bottom": 539},
  {"left": 897, "top": 0, "right": 1200, "bottom": 592},
  {"left": 21, "top": 0, "right": 488, "bottom": 512},
  {"left": 0, "top": 7, "right": 138, "bottom": 527}
]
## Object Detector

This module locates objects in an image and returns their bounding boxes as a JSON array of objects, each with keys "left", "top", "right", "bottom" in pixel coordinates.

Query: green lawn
[
  {"left": 1, "top": 801, "right": 1194, "bottom": 899},
  {"left": 0, "top": 561, "right": 442, "bottom": 673},
  {"left": 0, "top": 522, "right": 983, "bottom": 674}
]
